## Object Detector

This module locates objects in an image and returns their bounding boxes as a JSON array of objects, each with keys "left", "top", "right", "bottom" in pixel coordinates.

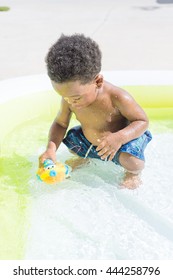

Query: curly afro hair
[{"left": 45, "top": 34, "right": 102, "bottom": 84}]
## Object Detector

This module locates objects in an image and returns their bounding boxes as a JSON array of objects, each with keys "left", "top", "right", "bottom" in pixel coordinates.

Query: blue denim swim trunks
[{"left": 62, "top": 126, "right": 152, "bottom": 165}]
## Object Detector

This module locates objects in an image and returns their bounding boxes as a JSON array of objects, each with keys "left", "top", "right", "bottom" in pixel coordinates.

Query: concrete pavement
[{"left": 0, "top": 0, "right": 173, "bottom": 80}]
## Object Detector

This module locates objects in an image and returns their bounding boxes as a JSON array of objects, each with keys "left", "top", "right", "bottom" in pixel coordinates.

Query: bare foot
[
  {"left": 120, "top": 172, "right": 142, "bottom": 190},
  {"left": 65, "top": 156, "right": 90, "bottom": 170}
]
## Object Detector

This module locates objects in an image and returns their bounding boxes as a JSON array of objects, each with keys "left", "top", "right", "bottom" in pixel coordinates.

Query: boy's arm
[
  {"left": 97, "top": 88, "right": 149, "bottom": 160},
  {"left": 113, "top": 88, "right": 149, "bottom": 143},
  {"left": 39, "top": 98, "right": 72, "bottom": 165}
]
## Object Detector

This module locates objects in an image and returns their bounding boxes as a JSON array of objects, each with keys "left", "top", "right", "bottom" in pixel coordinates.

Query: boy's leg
[
  {"left": 65, "top": 150, "right": 90, "bottom": 170},
  {"left": 63, "top": 126, "right": 92, "bottom": 170},
  {"left": 113, "top": 131, "right": 152, "bottom": 189},
  {"left": 118, "top": 152, "right": 144, "bottom": 189}
]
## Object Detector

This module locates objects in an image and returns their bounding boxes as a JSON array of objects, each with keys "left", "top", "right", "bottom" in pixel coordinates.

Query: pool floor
[{"left": 0, "top": 119, "right": 173, "bottom": 259}]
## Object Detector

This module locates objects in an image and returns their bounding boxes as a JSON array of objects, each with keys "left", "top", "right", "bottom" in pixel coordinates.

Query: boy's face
[{"left": 51, "top": 75, "right": 103, "bottom": 109}]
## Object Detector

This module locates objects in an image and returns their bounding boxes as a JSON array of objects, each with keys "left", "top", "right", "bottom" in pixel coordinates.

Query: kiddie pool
[{"left": 0, "top": 71, "right": 173, "bottom": 260}]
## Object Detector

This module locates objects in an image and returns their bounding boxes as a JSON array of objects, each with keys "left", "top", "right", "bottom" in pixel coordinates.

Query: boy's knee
[{"left": 119, "top": 152, "right": 145, "bottom": 173}]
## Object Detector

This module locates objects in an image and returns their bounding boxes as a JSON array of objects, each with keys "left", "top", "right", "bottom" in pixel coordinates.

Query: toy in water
[{"left": 36, "top": 159, "right": 71, "bottom": 184}]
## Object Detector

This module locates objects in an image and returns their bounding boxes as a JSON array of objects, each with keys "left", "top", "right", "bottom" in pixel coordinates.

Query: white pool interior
[{"left": 4, "top": 118, "right": 172, "bottom": 260}]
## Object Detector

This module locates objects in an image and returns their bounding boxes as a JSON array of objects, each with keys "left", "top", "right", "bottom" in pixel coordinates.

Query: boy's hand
[
  {"left": 96, "top": 132, "right": 122, "bottom": 161},
  {"left": 39, "top": 148, "right": 56, "bottom": 167}
]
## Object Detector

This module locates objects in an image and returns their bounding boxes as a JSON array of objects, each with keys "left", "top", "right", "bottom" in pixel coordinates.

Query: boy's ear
[{"left": 94, "top": 74, "right": 103, "bottom": 88}]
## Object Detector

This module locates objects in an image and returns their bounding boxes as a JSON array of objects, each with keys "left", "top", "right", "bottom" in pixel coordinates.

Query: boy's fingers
[
  {"left": 39, "top": 159, "right": 44, "bottom": 167},
  {"left": 108, "top": 151, "right": 116, "bottom": 161},
  {"left": 97, "top": 147, "right": 109, "bottom": 156},
  {"left": 96, "top": 140, "right": 106, "bottom": 151},
  {"left": 96, "top": 146, "right": 102, "bottom": 152},
  {"left": 101, "top": 150, "right": 117, "bottom": 161},
  {"left": 98, "top": 149, "right": 111, "bottom": 159},
  {"left": 38, "top": 156, "right": 46, "bottom": 167}
]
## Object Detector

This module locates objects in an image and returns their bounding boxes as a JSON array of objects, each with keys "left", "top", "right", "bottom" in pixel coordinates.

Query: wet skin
[{"left": 51, "top": 74, "right": 148, "bottom": 161}]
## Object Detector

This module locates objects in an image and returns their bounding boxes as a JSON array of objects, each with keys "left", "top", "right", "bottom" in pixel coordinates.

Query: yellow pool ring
[{"left": 0, "top": 73, "right": 173, "bottom": 151}]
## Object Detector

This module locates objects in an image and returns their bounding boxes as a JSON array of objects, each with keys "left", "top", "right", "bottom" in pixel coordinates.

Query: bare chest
[{"left": 72, "top": 102, "right": 124, "bottom": 131}]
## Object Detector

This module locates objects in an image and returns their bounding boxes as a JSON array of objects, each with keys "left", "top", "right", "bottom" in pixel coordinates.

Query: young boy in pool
[{"left": 39, "top": 34, "right": 152, "bottom": 189}]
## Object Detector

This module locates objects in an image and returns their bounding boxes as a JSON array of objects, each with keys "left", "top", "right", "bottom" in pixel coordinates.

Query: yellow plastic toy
[{"left": 36, "top": 159, "right": 71, "bottom": 184}]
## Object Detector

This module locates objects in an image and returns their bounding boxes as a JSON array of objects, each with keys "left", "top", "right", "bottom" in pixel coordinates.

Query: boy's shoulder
[{"left": 104, "top": 80, "right": 131, "bottom": 100}]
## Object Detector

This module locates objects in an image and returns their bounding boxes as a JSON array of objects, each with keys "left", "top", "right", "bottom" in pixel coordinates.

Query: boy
[{"left": 39, "top": 34, "right": 152, "bottom": 189}]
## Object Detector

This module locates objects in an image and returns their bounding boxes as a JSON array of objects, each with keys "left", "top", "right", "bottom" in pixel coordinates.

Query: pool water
[{"left": 0, "top": 118, "right": 173, "bottom": 259}]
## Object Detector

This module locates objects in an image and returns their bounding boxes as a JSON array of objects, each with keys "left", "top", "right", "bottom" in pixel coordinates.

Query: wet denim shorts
[{"left": 63, "top": 126, "right": 152, "bottom": 165}]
